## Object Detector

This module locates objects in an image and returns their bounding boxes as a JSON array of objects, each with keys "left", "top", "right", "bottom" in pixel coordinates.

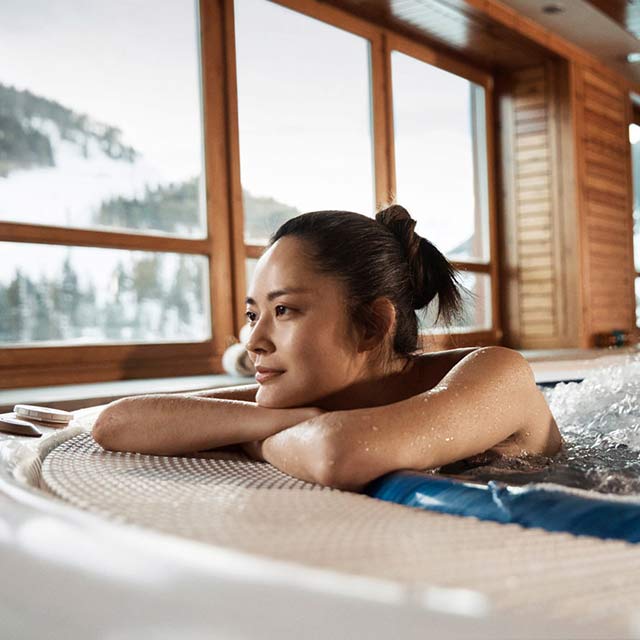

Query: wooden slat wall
[
  {"left": 500, "top": 62, "right": 578, "bottom": 348},
  {"left": 572, "top": 64, "right": 636, "bottom": 343},
  {"left": 513, "top": 66, "right": 556, "bottom": 340}
]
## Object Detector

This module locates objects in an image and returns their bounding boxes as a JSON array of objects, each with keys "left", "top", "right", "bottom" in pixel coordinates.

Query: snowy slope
[{"left": 0, "top": 114, "right": 166, "bottom": 230}]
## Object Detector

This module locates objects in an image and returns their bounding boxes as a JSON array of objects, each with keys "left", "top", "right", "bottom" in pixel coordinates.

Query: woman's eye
[{"left": 245, "top": 306, "right": 292, "bottom": 322}]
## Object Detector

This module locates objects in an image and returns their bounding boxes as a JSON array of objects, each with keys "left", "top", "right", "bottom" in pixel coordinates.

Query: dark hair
[{"left": 269, "top": 204, "right": 464, "bottom": 357}]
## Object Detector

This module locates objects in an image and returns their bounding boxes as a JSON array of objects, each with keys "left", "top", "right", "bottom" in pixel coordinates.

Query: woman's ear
[{"left": 357, "top": 298, "right": 396, "bottom": 353}]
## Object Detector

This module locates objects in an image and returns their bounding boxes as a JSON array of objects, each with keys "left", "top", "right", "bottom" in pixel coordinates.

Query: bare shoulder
[
  {"left": 408, "top": 346, "right": 482, "bottom": 392},
  {"left": 408, "top": 346, "right": 560, "bottom": 458},
  {"left": 408, "top": 346, "right": 535, "bottom": 395}
]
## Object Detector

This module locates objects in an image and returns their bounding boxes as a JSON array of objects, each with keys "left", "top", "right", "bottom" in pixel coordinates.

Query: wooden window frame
[
  {"left": 229, "top": 0, "right": 502, "bottom": 351},
  {"left": 630, "top": 102, "right": 640, "bottom": 327},
  {"left": 0, "top": 0, "right": 237, "bottom": 389}
]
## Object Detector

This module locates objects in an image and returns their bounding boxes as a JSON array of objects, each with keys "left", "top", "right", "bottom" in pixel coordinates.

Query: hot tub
[{"left": 1, "top": 350, "right": 639, "bottom": 639}]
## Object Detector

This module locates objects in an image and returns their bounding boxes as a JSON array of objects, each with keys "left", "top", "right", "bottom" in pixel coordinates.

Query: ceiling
[
  {"left": 325, "top": 0, "right": 551, "bottom": 70},
  {"left": 325, "top": 0, "right": 640, "bottom": 84},
  {"left": 586, "top": 0, "right": 640, "bottom": 40},
  {"left": 498, "top": 0, "right": 640, "bottom": 84}
]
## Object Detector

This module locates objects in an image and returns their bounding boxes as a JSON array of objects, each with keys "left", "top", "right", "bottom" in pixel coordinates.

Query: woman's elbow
[
  {"left": 311, "top": 432, "right": 368, "bottom": 492},
  {"left": 498, "top": 348, "right": 562, "bottom": 455},
  {"left": 92, "top": 400, "right": 130, "bottom": 451},
  {"left": 314, "top": 461, "right": 365, "bottom": 491}
]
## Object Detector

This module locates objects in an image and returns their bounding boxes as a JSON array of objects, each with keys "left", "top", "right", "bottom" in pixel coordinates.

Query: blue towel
[{"left": 365, "top": 471, "right": 640, "bottom": 543}]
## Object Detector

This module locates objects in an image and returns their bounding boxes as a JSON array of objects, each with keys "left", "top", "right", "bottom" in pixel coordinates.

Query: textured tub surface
[{"left": 14, "top": 419, "right": 640, "bottom": 638}]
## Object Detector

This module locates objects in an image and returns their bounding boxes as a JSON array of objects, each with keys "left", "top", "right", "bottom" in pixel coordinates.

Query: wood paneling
[
  {"left": 499, "top": 62, "right": 577, "bottom": 348},
  {"left": 571, "top": 63, "right": 636, "bottom": 343},
  {"left": 1, "top": 343, "right": 222, "bottom": 389},
  {"left": 500, "top": 58, "right": 636, "bottom": 349}
]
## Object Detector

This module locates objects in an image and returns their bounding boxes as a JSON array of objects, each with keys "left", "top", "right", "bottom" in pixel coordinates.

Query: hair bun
[
  {"left": 375, "top": 205, "right": 417, "bottom": 254},
  {"left": 375, "top": 204, "right": 428, "bottom": 308}
]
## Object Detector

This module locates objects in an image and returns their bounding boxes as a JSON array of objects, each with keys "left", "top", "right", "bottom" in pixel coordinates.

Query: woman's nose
[{"left": 245, "top": 318, "right": 274, "bottom": 354}]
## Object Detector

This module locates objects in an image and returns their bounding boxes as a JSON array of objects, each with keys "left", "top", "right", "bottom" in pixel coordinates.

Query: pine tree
[
  {"left": 167, "top": 256, "right": 192, "bottom": 329},
  {"left": 61, "top": 254, "right": 82, "bottom": 331},
  {"left": 132, "top": 254, "right": 162, "bottom": 303},
  {"left": 6, "top": 269, "right": 30, "bottom": 342},
  {"left": 0, "top": 284, "right": 11, "bottom": 342}
]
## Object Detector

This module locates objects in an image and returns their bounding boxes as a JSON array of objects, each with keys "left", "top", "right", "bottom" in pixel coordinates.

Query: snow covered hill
[{"left": 0, "top": 83, "right": 172, "bottom": 232}]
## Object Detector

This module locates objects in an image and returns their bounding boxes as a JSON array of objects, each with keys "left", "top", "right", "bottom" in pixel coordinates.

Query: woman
[{"left": 93, "top": 205, "right": 562, "bottom": 490}]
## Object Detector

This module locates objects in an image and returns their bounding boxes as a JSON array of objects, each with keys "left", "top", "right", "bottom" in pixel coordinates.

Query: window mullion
[
  {"left": 0, "top": 221, "right": 210, "bottom": 255},
  {"left": 199, "top": 0, "right": 240, "bottom": 354},
  {"left": 370, "top": 30, "right": 396, "bottom": 209}
]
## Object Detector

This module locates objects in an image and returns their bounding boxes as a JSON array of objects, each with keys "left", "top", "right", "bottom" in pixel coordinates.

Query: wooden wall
[
  {"left": 499, "top": 61, "right": 579, "bottom": 348},
  {"left": 571, "top": 64, "right": 636, "bottom": 344},
  {"left": 499, "top": 60, "right": 636, "bottom": 349}
]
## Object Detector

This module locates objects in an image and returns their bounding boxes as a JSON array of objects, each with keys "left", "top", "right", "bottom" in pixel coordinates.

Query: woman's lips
[{"left": 255, "top": 370, "right": 285, "bottom": 383}]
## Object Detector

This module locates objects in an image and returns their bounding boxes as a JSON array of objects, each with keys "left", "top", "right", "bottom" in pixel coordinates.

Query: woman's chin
[
  {"left": 256, "top": 387, "right": 313, "bottom": 409},
  {"left": 255, "top": 388, "right": 288, "bottom": 409}
]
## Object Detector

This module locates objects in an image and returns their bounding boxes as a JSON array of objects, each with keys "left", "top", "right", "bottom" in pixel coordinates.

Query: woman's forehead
[
  {"left": 248, "top": 237, "right": 343, "bottom": 300},
  {"left": 253, "top": 238, "right": 315, "bottom": 283}
]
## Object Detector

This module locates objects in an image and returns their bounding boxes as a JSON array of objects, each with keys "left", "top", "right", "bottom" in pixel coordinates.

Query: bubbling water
[{"left": 439, "top": 354, "right": 640, "bottom": 495}]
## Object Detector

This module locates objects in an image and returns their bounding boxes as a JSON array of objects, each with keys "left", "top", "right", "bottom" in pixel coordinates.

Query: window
[
  {"left": 390, "top": 44, "right": 493, "bottom": 334},
  {"left": 234, "top": 0, "right": 375, "bottom": 251},
  {"left": 0, "top": 0, "right": 224, "bottom": 387},
  {"left": 233, "top": 2, "right": 498, "bottom": 345},
  {"left": 0, "top": 243, "right": 209, "bottom": 344},
  {"left": 1, "top": 0, "right": 500, "bottom": 389}
]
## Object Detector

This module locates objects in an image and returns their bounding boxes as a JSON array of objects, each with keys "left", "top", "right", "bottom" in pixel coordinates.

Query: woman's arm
[
  {"left": 92, "top": 393, "right": 320, "bottom": 456},
  {"left": 183, "top": 384, "right": 258, "bottom": 402},
  {"left": 255, "top": 347, "right": 561, "bottom": 490}
]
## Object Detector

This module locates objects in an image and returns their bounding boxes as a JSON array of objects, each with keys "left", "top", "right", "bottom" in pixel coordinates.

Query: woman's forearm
[
  {"left": 92, "top": 393, "right": 320, "bottom": 455},
  {"left": 183, "top": 383, "right": 258, "bottom": 402}
]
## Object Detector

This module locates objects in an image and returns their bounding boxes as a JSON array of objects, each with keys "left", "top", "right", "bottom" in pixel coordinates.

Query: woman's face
[{"left": 245, "top": 236, "right": 366, "bottom": 408}]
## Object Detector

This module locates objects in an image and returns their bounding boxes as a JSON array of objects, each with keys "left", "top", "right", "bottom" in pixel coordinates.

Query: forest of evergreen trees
[
  {"left": 0, "top": 174, "right": 300, "bottom": 345},
  {"left": 0, "top": 253, "right": 207, "bottom": 344}
]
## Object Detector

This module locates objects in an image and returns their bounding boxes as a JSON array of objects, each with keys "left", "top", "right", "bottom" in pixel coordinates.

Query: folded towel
[{"left": 222, "top": 342, "right": 255, "bottom": 377}]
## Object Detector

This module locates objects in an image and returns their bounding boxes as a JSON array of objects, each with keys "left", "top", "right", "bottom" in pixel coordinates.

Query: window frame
[
  {"left": 630, "top": 103, "right": 640, "bottom": 327},
  {"left": 385, "top": 31, "right": 500, "bottom": 348}
]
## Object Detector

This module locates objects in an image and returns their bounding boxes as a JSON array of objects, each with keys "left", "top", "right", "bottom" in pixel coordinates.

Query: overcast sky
[
  {"left": 234, "top": 0, "right": 483, "bottom": 255},
  {"left": 0, "top": 0, "right": 202, "bottom": 181}
]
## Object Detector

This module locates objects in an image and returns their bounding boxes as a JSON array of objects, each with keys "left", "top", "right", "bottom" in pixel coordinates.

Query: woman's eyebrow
[{"left": 245, "top": 287, "right": 311, "bottom": 305}]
